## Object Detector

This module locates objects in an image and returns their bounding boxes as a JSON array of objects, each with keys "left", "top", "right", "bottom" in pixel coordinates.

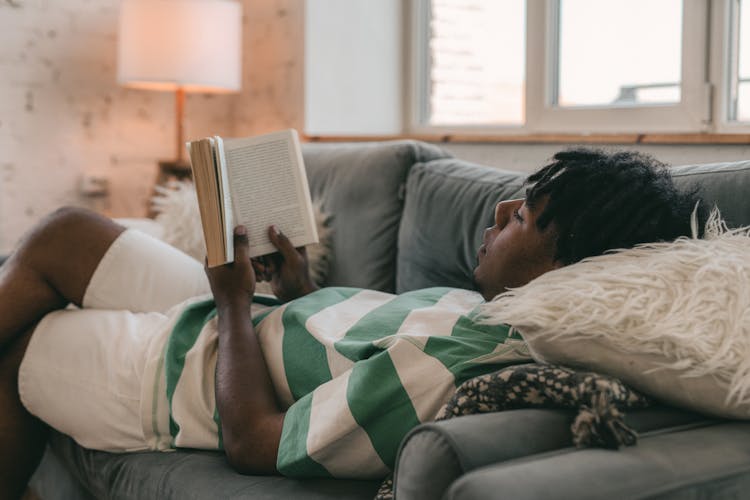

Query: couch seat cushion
[{"left": 36, "top": 432, "right": 379, "bottom": 500}]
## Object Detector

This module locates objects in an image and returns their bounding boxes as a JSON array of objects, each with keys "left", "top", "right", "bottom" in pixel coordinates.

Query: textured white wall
[
  {"left": 0, "top": 0, "right": 303, "bottom": 254},
  {"left": 234, "top": 0, "right": 304, "bottom": 137}
]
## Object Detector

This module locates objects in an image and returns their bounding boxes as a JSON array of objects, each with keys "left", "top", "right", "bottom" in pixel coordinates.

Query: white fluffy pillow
[
  {"left": 151, "top": 181, "right": 333, "bottom": 288},
  {"left": 478, "top": 210, "right": 750, "bottom": 419},
  {"left": 151, "top": 182, "right": 206, "bottom": 262}
]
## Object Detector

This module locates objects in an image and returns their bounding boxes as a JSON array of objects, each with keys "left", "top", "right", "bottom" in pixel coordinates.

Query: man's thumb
[{"left": 234, "top": 225, "right": 250, "bottom": 262}]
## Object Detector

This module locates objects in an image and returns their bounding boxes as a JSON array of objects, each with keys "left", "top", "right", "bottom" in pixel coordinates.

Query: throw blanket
[{"left": 374, "top": 363, "right": 651, "bottom": 500}]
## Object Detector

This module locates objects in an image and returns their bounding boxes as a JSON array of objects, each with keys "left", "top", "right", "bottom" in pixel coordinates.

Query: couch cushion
[
  {"left": 303, "top": 141, "right": 448, "bottom": 292},
  {"left": 396, "top": 158, "right": 526, "bottom": 293},
  {"left": 671, "top": 160, "right": 750, "bottom": 228}
]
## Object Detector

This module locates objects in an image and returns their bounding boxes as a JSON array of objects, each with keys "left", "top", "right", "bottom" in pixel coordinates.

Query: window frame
[
  {"left": 408, "top": 0, "right": 714, "bottom": 135},
  {"left": 712, "top": 0, "right": 750, "bottom": 133}
]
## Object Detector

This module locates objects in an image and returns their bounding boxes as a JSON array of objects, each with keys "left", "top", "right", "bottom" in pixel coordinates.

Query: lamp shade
[{"left": 117, "top": 0, "right": 242, "bottom": 93}]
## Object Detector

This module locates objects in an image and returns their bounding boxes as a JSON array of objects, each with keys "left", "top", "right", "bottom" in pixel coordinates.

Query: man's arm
[{"left": 206, "top": 226, "right": 284, "bottom": 474}]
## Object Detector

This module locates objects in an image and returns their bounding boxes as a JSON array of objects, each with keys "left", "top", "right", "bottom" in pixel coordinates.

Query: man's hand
[
  {"left": 206, "top": 226, "right": 256, "bottom": 305},
  {"left": 254, "top": 225, "right": 318, "bottom": 302}
]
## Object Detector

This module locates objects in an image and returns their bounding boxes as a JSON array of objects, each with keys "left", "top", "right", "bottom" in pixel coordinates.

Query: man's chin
[{"left": 471, "top": 268, "right": 482, "bottom": 294}]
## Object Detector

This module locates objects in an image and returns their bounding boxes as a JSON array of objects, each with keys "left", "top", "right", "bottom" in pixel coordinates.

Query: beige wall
[{"left": 0, "top": 0, "right": 304, "bottom": 253}]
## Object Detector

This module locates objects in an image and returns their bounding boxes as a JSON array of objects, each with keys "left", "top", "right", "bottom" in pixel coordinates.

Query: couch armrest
[
  {"left": 445, "top": 421, "right": 750, "bottom": 500},
  {"left": 393, "top": 407, "right": 711, "bottom": 500},
  {"left": 393, "top": 410, "right": 574, "bottom": 500}
]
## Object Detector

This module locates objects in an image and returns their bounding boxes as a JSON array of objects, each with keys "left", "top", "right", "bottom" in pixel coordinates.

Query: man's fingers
[
  {"left": 268, "top": 225, "right": 296, "bottom": 260},
  {"left": 251, "top": 260, "right": 267, "bottom": 280},
  {"left": 252, "top": 257, "right": 274, "bottom": 281},
  {"left": 234, "top": 225, "right": 250, "bottom": 263}
]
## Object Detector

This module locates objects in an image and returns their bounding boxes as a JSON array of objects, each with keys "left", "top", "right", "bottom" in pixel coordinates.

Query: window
[
  {"left": 423, "top": 0, "right": 525, "bottom": 126},
  {"left": 556, "top": 0, "right": 682, "bottom": 108},
  {"left": 728, "top": 0, "right": 750, "bottom": 122},
  {"left": 411, "top": 0, "right": 718, "bottom": 134}
]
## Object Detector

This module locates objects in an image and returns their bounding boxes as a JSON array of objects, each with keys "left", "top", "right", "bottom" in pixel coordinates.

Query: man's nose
[{"left": 494, "top": 199, "right": 523, "bottom": 228}]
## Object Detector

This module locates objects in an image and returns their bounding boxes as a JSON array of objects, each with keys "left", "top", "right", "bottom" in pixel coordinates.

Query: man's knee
[
  {"left": 41, "top": 206, "right": 112, "bottom": 238},
  {"left": 13, "top": 207, "right": 125, "bottom": 298},
  {"left": 25, "top": 207, "right": 123, "bottom": 258}
]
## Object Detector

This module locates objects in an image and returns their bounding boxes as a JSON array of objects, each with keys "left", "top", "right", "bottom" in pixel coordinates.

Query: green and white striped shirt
[{"left": 143, "top": 287, "right": 531, "bottom": 479}]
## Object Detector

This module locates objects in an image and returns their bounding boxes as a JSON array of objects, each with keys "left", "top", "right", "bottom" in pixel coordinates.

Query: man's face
[{"left": 473, "top": 197, "right": 561, "bottom": 301}]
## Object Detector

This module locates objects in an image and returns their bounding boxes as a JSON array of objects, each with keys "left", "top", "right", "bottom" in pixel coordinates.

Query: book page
[
  {"left": 188, "top": 137, "right": 228, "bottom": 267},
  {"left": 222, "top": 129, "right": 318, "bottom": 258},
  {"left": 214, "top": 136, "right": 234, "bottom": 262}
]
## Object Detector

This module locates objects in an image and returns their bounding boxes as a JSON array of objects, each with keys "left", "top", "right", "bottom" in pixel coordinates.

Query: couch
[{"left": 28, "top": 141, "right": 750, "bottom": 499}]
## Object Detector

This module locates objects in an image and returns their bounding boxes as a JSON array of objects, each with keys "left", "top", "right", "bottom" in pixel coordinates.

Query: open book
[{"left": 187, "top": 129, "right": 318, "bottom": 267}]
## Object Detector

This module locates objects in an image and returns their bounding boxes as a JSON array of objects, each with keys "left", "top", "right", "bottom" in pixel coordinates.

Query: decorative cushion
[
  {"left": 478, "top": 211, "right": 750, "bottom": 419},
  {"left": 151, "top": 182, "right": 205, "bottom": 261},
  {"left": 397, "top": 159, "right": 526, "bottom": 293},
  {"left": 303, "top": 141, "right": 449, "bottom": 292}
]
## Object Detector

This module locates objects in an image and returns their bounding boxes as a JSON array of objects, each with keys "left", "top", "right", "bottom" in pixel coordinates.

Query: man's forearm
[{"left": 215, "top": 296, "right": 284, "bottom": 474}]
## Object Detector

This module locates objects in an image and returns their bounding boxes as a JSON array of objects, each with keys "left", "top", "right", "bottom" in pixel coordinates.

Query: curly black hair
[{"left": 525, "top": 148, "right": 707, "bottom": 265}]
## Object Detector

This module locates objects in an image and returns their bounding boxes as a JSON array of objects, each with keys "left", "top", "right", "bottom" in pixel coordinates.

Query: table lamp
[{"left": 117, "top": 0, "right": 242, "bottom": 176}]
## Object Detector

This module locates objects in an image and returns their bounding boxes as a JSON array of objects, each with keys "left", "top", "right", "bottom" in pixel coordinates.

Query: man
[{"left": 0, "top": 149, "right": 704, "bottom": 498}]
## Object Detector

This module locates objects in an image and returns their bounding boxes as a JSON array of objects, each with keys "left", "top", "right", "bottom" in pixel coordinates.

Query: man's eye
[{"left": 513, "top": 208, "right": 523, "bottom": 222}]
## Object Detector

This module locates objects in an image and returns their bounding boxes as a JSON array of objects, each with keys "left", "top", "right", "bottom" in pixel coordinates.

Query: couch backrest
[
  {"left": 302, "top": 140, "right": 449, "bottom": 292},
  {"left": 396, "top": 154, "right": 750, "bottom": 293},
  {"left": 671, "top": 160, "right": 750, "bottom": 228}
]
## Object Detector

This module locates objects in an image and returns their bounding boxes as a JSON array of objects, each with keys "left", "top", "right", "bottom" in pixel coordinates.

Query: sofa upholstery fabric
[
  {"left": 34, "top": 433, "right": 380, "bottom": 500},
  {"left": 444, "top": 422, "right": 750, "bottom": 500},
  {"left": 671, "top": 160, "right": 750, "bottom": 228}
]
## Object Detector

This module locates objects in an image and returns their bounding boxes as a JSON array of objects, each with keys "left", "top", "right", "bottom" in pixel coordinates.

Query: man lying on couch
[{"left": 0, "top": 149, "right": 705, "bottom": 498}]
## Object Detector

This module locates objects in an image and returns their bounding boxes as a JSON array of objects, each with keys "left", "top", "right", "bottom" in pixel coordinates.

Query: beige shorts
[{"left": 18, "top": 229, "right": 211, "bottom": 452}]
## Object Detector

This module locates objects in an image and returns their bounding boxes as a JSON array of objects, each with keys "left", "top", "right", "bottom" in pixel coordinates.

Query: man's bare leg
[
  {"left": 0, "top": 328, "right": 46, "bottom": 500},
  {"left": 0, "top": 207, "right": 125, "bottom": 350},
  {"left": 0, "top": 207, "right": 125, "bottom": 499}
]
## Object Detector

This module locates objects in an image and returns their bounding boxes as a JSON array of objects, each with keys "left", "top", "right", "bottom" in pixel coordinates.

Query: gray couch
[{"left": 29, "top": 141, "right": 750, "bottom": 499}]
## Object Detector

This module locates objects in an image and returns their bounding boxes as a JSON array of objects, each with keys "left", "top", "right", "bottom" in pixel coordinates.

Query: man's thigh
[
  {"left": 83, "top": 229, "right": 211, "bottom": 313},
  {"left": 18, "top": 308, "right": 171, "bottom": 452}
]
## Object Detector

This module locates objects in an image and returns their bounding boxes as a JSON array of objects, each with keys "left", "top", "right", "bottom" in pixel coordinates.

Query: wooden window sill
[{"left": 302, "top": 133, "right": 750, "bottom": 145}]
